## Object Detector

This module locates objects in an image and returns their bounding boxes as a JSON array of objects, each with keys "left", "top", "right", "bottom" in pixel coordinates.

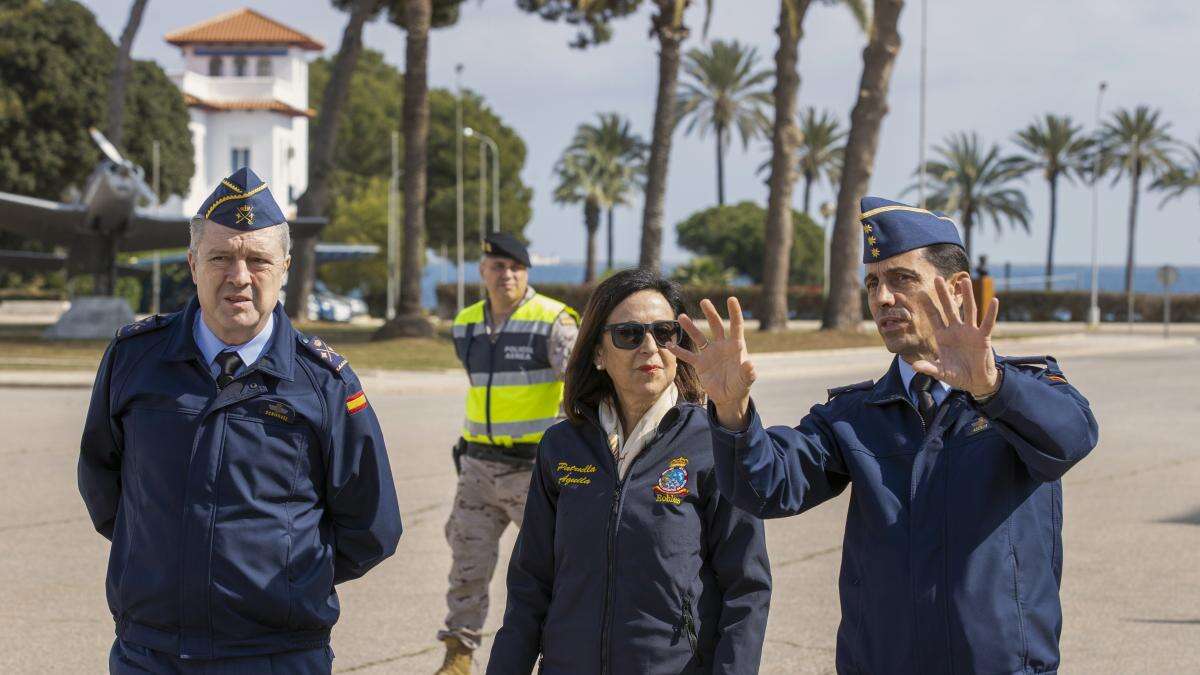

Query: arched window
[
  {"left": 208, "top": 56, "right": 223, "bottom": 77},
  {"left": 234, "top": 55, "right": 247, "bottom": 77},
  {"left": 256, "top": 57, "right": 272, "bottom": 77}
]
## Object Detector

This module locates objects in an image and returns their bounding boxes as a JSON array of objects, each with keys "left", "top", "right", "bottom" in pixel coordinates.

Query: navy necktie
[
  {"left": 910, "top": 373, "right": 938, "bottom": 428},
  {"left": 214, "top": 351, "right": 243, "bottom": 390}
]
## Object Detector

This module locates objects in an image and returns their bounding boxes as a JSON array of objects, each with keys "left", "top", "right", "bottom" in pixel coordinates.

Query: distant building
[{"left": 165, "top": 8, "right": 323, "bottom": 218}]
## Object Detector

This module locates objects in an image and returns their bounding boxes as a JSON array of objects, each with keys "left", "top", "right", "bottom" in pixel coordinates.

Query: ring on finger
[{"left": 697, "top": 340, "right": 711, "bottom": 352}]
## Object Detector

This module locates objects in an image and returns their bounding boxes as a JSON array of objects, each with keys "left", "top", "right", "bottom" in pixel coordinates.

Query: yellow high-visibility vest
[{"left": 452, "top": 293, "right": 578, "bottom": 447}]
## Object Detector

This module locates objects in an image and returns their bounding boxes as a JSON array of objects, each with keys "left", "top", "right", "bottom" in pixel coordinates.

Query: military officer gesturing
[
  {"left": 79, "top": 168, "right": 402, "bottom": 674},
  {"left": 667, "top": 197, "right": 1100, "bottom": 674}
]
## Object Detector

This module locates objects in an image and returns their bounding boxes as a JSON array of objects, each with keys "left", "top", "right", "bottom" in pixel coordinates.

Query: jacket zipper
[
  {"left": 596, "top": 418, "right": 669, "bottom": 675},
  {"left": 682, "top": 594, "right": 701, "bottom": 664}
]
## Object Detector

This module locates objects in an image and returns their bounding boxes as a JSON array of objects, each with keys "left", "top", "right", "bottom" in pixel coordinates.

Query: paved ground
[{"left": 1, "top": 333, "right": 1197, "bottom": 674}]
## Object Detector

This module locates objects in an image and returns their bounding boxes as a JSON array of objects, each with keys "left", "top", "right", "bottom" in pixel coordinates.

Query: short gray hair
[{"left": 189, "top": 217, "right": 292, "bottom": 257}]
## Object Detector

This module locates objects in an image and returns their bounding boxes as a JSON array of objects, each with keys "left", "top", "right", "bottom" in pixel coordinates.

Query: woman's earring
[{"left": 595, "top": 363, "right": 604, "bottom": 371}]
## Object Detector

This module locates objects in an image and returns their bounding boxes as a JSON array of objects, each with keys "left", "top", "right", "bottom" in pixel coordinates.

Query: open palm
[
  {"left": 912, "top": 276, "right": 1001, "bottom": 398},
  {"left": 668, "top": 297, "right": 757, "bottom": 409}
]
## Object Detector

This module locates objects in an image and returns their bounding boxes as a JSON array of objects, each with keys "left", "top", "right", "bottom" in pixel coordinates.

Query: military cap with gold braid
[
  {"left": 195, "top": 167, "right": 287, "bottom": 231},
  {"left": 859, "top": 196, "right": 965, "bottom": 263}
]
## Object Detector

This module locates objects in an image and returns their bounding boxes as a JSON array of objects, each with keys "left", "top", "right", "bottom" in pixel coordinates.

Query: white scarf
[{"left": 599, "top": 383, "right": 679, "bottom": 480}]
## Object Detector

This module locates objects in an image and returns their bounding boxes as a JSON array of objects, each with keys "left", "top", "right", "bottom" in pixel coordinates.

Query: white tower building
[{"left": 165, "top": 8, "right": 324, "bottom": 218}]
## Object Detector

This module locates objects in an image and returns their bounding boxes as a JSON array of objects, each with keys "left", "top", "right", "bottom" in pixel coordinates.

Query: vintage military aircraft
[{"left": 0, "top": 128, "right": 323, "bottom": 302}]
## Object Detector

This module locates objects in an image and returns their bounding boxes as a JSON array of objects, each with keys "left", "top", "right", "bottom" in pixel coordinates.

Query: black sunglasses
[{"left": 602, "top": 321, "right": 683, "bottom": 350}]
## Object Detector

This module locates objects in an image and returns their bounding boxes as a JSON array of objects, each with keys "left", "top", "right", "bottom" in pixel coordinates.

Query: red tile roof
[
  {"left": 166, "top": 8, "right": 324, "bottom": 51},
  {"left": 184, "top": 94, "right": 315, "bottom": 118}
]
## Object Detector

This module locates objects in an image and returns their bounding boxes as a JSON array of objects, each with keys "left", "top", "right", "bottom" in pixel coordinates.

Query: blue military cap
[
  {"left": 196, "top": 167, "right": 287, "bottom": 230},
  {"left": 859, "top": 196, "right": 964, "bottom": 263}
]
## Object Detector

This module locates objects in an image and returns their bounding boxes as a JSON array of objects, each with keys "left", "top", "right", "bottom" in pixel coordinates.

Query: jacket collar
[
  {"left": 164, "top": 296, "right": 295, "bottom": 381},
  {"left": 865, "top": 356, "right": 911, "bottom": 405}
]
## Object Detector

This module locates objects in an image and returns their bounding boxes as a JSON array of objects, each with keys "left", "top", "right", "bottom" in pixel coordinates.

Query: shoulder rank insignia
[
  {"left": 1004, "top": 355, "right": 1066, "bottom": 383},
  {"left": 298, "top": 334, "right": 349, "bottom": 374},
  {"left": 115, "top": 314, "right": 168, "bottom": 340},
  {"left": 827, "top": 380, "right": 874, "bottom": 401},
  {"left": 653, "top": 457, "right": 690, "bottom": 505}
]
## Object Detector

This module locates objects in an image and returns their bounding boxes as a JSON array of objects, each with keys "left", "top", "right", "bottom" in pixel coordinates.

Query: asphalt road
[{"left": 1, "top": 334, "right": 1196, "bottom": 674}]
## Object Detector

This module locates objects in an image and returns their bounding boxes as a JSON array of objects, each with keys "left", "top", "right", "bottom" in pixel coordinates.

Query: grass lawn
[{"left": 0, "top": 320, "right": 886, "bottom": 372}]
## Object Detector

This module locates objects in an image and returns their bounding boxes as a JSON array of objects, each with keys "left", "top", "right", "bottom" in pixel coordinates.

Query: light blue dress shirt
[
  {"left": 193, "top": 311, "right": 275, "bottom": 380},
  {"left": 897, "top": 357, "right": 952, "bottom": 408}
]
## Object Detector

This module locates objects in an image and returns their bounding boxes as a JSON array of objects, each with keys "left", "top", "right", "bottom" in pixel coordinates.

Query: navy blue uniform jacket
[
  {"left": 710, "top": 355, "right": 1098, "bottom": 675},
  {"left": 488, "top": 402, "right": 771, "bottom": 675},
  {"left": 78, "top": 298, "right": 402, "bottom": 659}
]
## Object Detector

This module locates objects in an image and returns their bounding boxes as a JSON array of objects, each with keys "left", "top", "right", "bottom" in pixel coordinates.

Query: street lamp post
[
  {"left": 820, "top": 201, "right": 835, "bottom": 298},
  {"left": 917, "top": 0, "right": 928, "bottom": 208},
  {"left": 455, "top": 64, "right": 465, "bottom": 314},
  {"left": 1087, "top": 81, "right": 1107, "bottom": 328},
  {"left": 464, "top": 127, "right": 501, "bottom": 235},
  {"left": 387, "top": 130, "right": 399, "bottom": 321}
]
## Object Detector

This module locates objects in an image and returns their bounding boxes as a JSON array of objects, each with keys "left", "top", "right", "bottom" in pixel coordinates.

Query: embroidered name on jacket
[
  {"left": 556, "top": 461, "right": 596, "bottom": 487},
  {"left": 653, "top": 457, "right": 690, "bottom": 505},
  {"left": 260, "top": 400, "right": 295, "bottom": 424}
]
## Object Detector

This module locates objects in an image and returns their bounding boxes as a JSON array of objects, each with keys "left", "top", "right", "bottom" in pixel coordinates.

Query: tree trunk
[
  {"left": 290, "top": 0, "right": 376, "bottom": 320},
  {"left": 715, "top": 122, "right": 726, "bottom": 206},
  {"left": 606, "top": 207, "right": 615, "bottom": 272},
  {"left": 760, "top": 0, "right": 811, "bottom": 332},
  {"left": 1125, "top": 160, "right": 1140, "bottom": 297},
  {"left": 104, "top": 0, "right": 149, "bottom": 147},
  {"left": 802, "top": 170, "right": 814, "bottom": 215},
  {"left": 378, "top": 0, "right": 435, "bottom": 338},
  {"left": 963, "top": 212, "right": 974, "bottom": 263},
  {"left": 822, "top": 0, "right": 905, "bottom": 330},
  {"left": 638, "top": 4, "right": 689, "bottom": 274},
  {"left": 1044, "top": 172, "right": 1058, "bottom": 291},
  {"left": 584, "top": 199, "right": 600, "bottom": 284}
]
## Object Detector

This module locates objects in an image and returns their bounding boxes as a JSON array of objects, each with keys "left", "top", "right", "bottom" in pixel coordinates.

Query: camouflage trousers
[{"left": 438, "top": 454, "right": 531, "bottom": 651}]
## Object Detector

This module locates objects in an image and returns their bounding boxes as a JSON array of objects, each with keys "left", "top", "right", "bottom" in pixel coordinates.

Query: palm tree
[
  {"left": 913, "top": 131, "right": 1031, "bottom": 261},
  {"left": 821, "top": 0, "right": 903, "bottom": 330},
  {"left": 105, "top": 0, "right": 150, "bottom": 148},
  {"left": 1098, "top": 105, "right": 1178, "bottom": 296},
  {"left": 796, "top": 107, "right": 846, "bottom": 214},
  {"left": 760, "top": 0, "right": 865, "bottom": 332},
  {"left": 290, "top": 0, "right": 382, "bottom": 320},
  {"left": 376, "top": 0, "right": 465, "bottom": 338},
  {"left": 553, "top": 152, "right": 606, "bottom": 283},
  {"left": 1013, "top": 114, "right": 1093, "bottom": 290},
  {"left": 557, "top": 114, "right": 648, "bottom": 281},
  {"left": 568, "top": 113, "right": 648, "bottom": 271},
  {"left": 515, "top": 0, "right": 715, "bottom": 273},
  {"left": 1153, "top": 136, "right": 1200, "bottom": 211},
  {"left": 675, "top": 38, "right": 772, "bottom": 205}
]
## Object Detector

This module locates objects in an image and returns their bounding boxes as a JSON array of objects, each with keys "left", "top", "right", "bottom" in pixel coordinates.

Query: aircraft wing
[
  {"left": 120, "top": 210, "right": 192, "bottom": 252},
  {"left": 0, "top": 191, "right": 87, "bottom": 246}
]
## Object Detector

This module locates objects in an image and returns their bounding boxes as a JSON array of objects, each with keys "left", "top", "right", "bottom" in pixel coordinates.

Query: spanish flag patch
[{"left": 345, "top": 391, "right": 368, "bottom": 415}]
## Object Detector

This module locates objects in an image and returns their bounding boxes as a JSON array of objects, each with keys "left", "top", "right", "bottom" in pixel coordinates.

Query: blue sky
[{"left": 84, "top": 0, "right": 1200, "bottom": 268}]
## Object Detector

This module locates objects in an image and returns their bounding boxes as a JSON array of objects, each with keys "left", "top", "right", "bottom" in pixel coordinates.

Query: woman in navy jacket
[{"left": 487, "top": 269, "right": 771, "bottom": 675}]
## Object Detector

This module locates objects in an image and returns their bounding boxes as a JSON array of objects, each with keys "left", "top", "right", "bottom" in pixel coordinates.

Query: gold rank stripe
[
  {"left": 221, "top": 178, "right": 245, "bottom": 194},
  {"left": 345, "top": 391, "right": 367, "bottom": 414},
  {"left": 205, "top": 182, "right": 268, "bottom": 219},
  {"left": 859, "top": 204, "right": 957, "bottom": 224}
]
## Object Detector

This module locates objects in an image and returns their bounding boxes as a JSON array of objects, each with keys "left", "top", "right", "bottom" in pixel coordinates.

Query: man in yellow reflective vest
[{"left": 435, "top": 233, "right": 578, "bottom": 674}]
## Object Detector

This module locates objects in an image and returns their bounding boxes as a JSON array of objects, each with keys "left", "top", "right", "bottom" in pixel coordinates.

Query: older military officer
[
  {"left": 436, "top": 233, "right": 578, "bottom": 674},
  {"left": 669, "top": 196, "right": 1099, "bottom": 674},
  {"left": 79, "top": 168, "right": 402, "bottom": 674}
]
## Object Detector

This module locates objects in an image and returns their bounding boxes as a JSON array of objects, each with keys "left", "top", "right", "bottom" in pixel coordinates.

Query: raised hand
[
  {"left": 912, "top": 276, "right": 1001, "bottom": 398},
  {"left": 666, "top": 297, "right": 757, "bottom": 430}
]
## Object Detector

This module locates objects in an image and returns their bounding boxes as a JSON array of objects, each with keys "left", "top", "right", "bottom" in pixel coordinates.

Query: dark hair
[
  {"left": 923, "top": 244, "right": 971, "bottom": 278},
  {"left": 563, "top": 269, "right": 704, "bottom": 425}
]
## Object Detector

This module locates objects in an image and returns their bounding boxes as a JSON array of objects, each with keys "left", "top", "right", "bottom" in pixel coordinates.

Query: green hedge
[{"left": 436, "top": 284, "right": 1200, "bottom": 323}]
